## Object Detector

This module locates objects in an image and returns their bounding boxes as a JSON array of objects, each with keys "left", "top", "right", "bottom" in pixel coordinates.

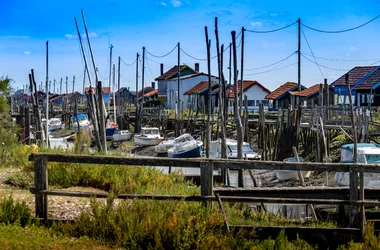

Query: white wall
[{"left": 166, "top": 75, "right": 218, "bottom": 109}]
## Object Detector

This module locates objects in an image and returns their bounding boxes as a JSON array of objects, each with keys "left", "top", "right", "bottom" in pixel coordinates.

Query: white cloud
[
  {"left": 270, "top": 13, "right": 278, "bottom": 17},
  {"left": 65, "top": 34, "right": 75, "bottom": 39},
  {"left": 160, "top": 1, "right": 167, "bottom": 6},
  {"left": 346, "top": 53, "right": 351, "bottom": 57},
  {"left": 65, "top": 32, "right": 98, "bottom": 39},
  {"left": 250, "top": 21, "right": 262, "bottom": 27},
  {"left": 24, "top": 51, "right": 31, "bottom": 55},
  {"left": 171, "top": 0, "right": 182, "bottom": 7},
  {"left": 349, "top": 46, "right": 357, "bottom": 51}
]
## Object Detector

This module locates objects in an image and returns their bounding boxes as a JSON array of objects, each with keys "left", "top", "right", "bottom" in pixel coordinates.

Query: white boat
[
  {"left": 167, "top": 134, "right": 203, "bottom": 158},
  {"left": 112, "top": 130, "right": 132, "bottom": 142},
  {"left": 210, "top": 139, "right": 261, "bottom": 160},
  {"left": 73, "top": 114, "right": 92, "bottom": 133},
  {"left": 155, "top": 137, "right": 175, "bottom": 154},
  {"left": 276, "top": 157, "right": 312, "bottom": 181},
  {"left": 48, "top": 118, "right": 62, "bottom": 132},
  {"left": 134, "top": 127, "right": 164, "bottom": 146},
  {"left": 335, "top": 143, "right": 380, "bottom": 186}
]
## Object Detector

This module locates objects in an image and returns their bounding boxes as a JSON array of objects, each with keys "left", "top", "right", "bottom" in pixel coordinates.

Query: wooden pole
[
  {"left": 240, "top": 27, "right": 245, "bottom": 112},
  {"left": 135, "top": 53, "right": 140, "bottom": 133},
  {"left": 97, "top": 80, "right": 107, "bottom": 153},
  {"left": 205, "top": 27, "right": 212, "bottom": 158},
  {"left": 232, "top": 31, "right": 244, "bottom": 187},
  {"left": 200, "top": 161, "right": 213, "bottom": 207},
  {"left": 45, "top": 41, "right": 49, "bottom": 148},
  {"left": 31, "top": 70, "right": 43, "bottom": 144},
  {"left": 113, "top": 63, "right": 116, "bottom": 124},
  {"left": 34, "top": 156, "right": 48, "bottom": 221},
  {"left": 108, "top": 45, "right": 113, "bottom": 114},
  {"left": 118, "top": 56, "right": 121, "bottom": 119},
  {"left": 141, "top": 47, "right": 145, "bottom": 124},
  {"left": 24, "top": 106, "right": 30, "bottom": 145},
  {"left": 297, "top": 18, "right": 301, "bottom": 107},
  {"left": 345, "top": 73, "right": 364, "bottom": 236}
]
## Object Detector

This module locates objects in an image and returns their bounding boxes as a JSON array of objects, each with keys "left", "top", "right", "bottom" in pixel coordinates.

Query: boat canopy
[{"left": 73, "top": 113, "right": 87, "bottom": 122}]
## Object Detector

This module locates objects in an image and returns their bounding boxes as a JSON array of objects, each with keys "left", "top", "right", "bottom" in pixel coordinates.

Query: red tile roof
[
  {"left": 144, "top": 89, "right": 158, "bottom": 97},
  {"left": 227, "top": 80, "right": 270, "bottom": 98},
  {"left": 155, "top": 65, "right": 195, "bottom": 80},
  {"left": 265, "top": 82, "right": 298, "bottom": 99},
  {"left": 184, "top": 81, "right": 218, "bottom": 95},
  {"left": 290, "top": 83, "right": 324, "bottom": 97},
  {"left": 134, "top": 86, "right": 154, "bottom": 96},
  {"left": 353, "top": 67, "right": 380, "bottom": 90},
  {"left": 331, "top": 66, "right": 377, "bottom": 86}
]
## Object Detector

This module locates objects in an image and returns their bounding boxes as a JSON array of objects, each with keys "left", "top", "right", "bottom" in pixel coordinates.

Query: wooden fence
[{"left": 29, "top": 153, "right": 380, "bottom": 246}]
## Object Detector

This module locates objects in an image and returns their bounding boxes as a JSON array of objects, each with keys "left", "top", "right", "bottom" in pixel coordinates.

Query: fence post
[
  {"left": 348, "top": 166, "right": 359, "bottom": 228},
  {"left": 200, "top": 160, "right": 213, "bottom": 207},
  {"left": 34, "top": 155, "right": 48, "bottom": 221}
]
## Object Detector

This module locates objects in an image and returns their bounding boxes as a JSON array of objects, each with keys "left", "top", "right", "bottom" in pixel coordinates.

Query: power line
[
  {"left": 244, "top": 62, "right": 297, "bottom": 76},
  {"left": 245, "top": 21, "right": 297, "bottom": 33},
  {"left": 145, "top": 55, "right": 156, "bottom": 81},
  {"left": 146, "top": 57, "right": 161, "bottom": 65},
  {"left": 301, "top": 28, "right": 325, "bottom": 78},
  {"left": 301, "top": 54, "right": 349, "bottom": 71},
  {"left": 120, "top": 57, "right": 137, "bottom": 66},
  {"left": 302, "top": 14, "right": 380, "bottom": 33},
  {"left": 145, "top": 44, "right": 178, "bottom": 58},
  {"left": 97, "top": 68, "right": 109, "bottom": 80},
  {"left": 244, "top": 51, "right": 297, "bottom": 71},
  {"left": 301, "top": 52, "right": 380, "bottom": 62},
  {"left": 180, "top": 48, "right": 208, "bottom": 61}
]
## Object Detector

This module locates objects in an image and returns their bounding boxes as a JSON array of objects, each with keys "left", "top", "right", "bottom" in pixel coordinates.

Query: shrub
[{"left": 0, "top": 195, "right": 32, "bottom": 226}]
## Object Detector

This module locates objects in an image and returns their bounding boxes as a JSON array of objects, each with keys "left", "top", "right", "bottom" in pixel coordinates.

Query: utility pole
[
  {"left": 135, "top": 53, "right": 140, "bottom": 133},
  {"left": 141, "top": 47, "right": 145, "bottom": 127},
  {"left": 108, "top": 44, "right": 113, "bottom": 114},
  {"left": 53, "top": 79, "right": 56, "bottom": 95},
  {"left": 240, "top": 27, "right": 245, "bottom": 110},
  {"left": 112, "top": 63, "right": 116, "bottom": 124},
  {"left": 177, "top": 42, "right": 181, "bottom": 136},
  {"left": 60, "top": 78, "right": 62, "bottom": 95},
  {"left": 205, "top": 27, "right": 211, "bottom": 158},
  {"left": 65, "top": 76, "right": 68, "bottom": 94},
  {"left": 297, "top": 18, "right": 301, "bottom": 107},
  {"left": 117, "top": 56, "right": 121, "bottom": 119},
  {"left": 45, "top": 41, "right": 49, "bottom": 148},
  {"left": 72, "top": 75, "right": 75, "bottom": 93}
]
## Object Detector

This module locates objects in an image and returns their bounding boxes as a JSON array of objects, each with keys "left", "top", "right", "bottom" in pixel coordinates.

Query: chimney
[
  {"left": 160, "top": 63, "right": 164, "bottom": 75},
  {"left": 151, "top": 82, "right": 155, "bottom": 89},
  {"left": 194, "top": 62, "right": 199, "bottom": 72}
]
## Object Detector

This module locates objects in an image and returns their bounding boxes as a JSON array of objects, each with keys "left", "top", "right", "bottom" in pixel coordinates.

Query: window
[
  {"left": 256, "top": 100, "right": 260, "bottom": 106},
  {"left": 262, "top": 100, "right": 269, "bottom": 106},
  {"left": 247, "top": 100, "right": 255, "bottom": 106}
]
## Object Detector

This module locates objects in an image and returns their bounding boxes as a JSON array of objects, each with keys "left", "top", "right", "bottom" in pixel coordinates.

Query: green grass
[{"left": 0, "top": 224, "right": 119, "bottom": 250}]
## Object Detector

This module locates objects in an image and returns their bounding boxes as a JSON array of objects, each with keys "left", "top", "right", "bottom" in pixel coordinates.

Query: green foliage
[
  {"left": 52, "top": 198, "right": 315, "bottom": 249},
  {"left": 338, "top": 223, "right": 380, "bottom": 250},
  {"left": 0, "top": 224, "right": 117, "bottom": 250},
  {"left": 0, "top": 195, "right": 32, "bottom": 226},
  {"left": 46, "top": 163, "right": 198, "bottom": 195},
  {"left": 4, "top": 170, "right": 34, "bottom": 189}
]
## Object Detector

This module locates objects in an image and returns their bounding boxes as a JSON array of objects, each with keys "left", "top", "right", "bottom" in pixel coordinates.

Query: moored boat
[
  {"left": 112, "top": 130, "right": 132, "bottom": 142},
  {"left": 155, "top": 137, "right": 175, "bottom": 154},
  {"left": 210, "top": 139, "right": 261, "bottom": 160},
  {"left": 134, "top": 127, "right": 164, "bottom": 146},
  {"left": 73, "top": 114, "right": 92, "bottom": 133},
  {"left": 335, "top": 143, "right": 380, "bottom": 186},
  {"left": 48, "top": 118, "right": 62, "bottom": 131},
  {"left": 167, "top": 133, "right": 203, "bottom": 158},
  {"left": 276, "top": 157, "right": 312, "bottom": 181}
]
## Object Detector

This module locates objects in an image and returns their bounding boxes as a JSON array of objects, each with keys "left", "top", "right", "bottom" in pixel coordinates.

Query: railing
[{"left": 29, "top": 153, "right": 380, "bottom": 243}]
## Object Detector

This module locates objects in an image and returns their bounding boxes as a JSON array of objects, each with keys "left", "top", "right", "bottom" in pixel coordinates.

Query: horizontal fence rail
[
  {"left": 29, "top": 152, "right": 380, "bottom": 245},
  {"left": 29, "top": 153, "right": 380, "bottom": 173}
]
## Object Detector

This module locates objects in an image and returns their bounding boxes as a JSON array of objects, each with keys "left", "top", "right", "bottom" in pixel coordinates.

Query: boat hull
[
  {"left": 168, "top": 145, "right": 202, "bottom": 158},
  {"left": 276, "top": 170, "right": 311, "bottom": 181},
  {"left": 112, "top": 134, "right": 131, "bottom": 142},
  {"left": 134, "top": 136, "right": 164, "bottom": 146}
]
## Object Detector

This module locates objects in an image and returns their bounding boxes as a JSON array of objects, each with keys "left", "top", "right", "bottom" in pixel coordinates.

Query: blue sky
[{"left": 1, "top": 0, "right": 380, "bottom": 93}]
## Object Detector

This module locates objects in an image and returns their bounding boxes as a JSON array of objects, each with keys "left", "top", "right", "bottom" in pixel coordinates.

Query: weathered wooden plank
[
  {"left": 29, "top": 153, "right": 380, "bottom": 173},
  {"left": 34, "top": 156, "right": 48, "bottom": 220}
]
